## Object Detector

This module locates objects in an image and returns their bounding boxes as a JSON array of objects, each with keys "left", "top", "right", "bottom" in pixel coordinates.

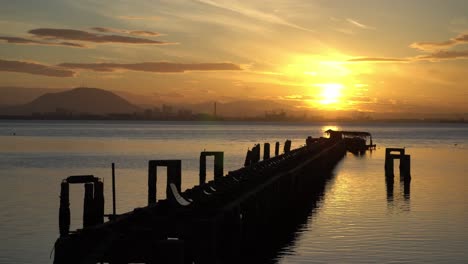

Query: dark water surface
[{"left": 0, "top": 121, "right": 466, "bottom": 263}]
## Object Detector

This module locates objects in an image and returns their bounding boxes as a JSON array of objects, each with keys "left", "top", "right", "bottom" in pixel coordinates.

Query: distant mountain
[{"left": 1, "top": 87, "right": 141, "bottom": 115}]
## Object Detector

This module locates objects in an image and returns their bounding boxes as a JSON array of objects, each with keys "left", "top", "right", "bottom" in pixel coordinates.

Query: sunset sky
[{"left": 1, "top": 0, "right": 467, "bottom": 116}]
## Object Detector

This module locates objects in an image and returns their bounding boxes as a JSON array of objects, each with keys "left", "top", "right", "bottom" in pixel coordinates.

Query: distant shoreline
[{"left": 0, "top": 115, "right": 466, "bottom": 124}]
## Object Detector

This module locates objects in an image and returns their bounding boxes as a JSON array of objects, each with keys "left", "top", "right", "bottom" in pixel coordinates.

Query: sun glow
[{"left": 315, "top": 83, "right": 343, "bottom": 105}]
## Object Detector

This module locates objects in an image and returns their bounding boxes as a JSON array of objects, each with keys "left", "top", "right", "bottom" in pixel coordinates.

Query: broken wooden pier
[{"left": 54, "top": 133, "right": 368, "bottom": 264}]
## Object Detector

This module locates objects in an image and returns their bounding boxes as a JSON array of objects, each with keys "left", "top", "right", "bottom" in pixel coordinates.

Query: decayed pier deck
[{"left": 54, "top": 135, "right": 350, "bottom": 264}]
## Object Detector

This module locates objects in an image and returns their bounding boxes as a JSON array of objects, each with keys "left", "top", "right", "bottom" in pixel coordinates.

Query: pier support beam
[
  {"left": 148, "top": 160, "right": 182, "bottom": 205},
  {"left": 275, "top": 142, "right": 279, "bottom": 156},
  {"left": 385, "top": 148, "right": 411, "bottom": 179},
  {"left": 58, "top": 175, "right": 102, "bottom": 236},
  {"left": 200, "top": 152, "right": 224, "bottom": 185}
]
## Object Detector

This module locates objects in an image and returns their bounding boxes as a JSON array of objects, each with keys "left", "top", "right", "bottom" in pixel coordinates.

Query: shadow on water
[{"left": 237, "top": 171, "right": 337, "bottom": 264}]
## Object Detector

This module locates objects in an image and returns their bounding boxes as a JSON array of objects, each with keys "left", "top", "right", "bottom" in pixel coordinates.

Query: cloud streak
[
  {"left": 348, "top": 57, "right": 408, "bottom": 62},
  {"left": 29, "top": 28, "right": 170, "bottom": 45},
  {"left": 0, "top": 59, "right": 75, "bottom": 77},
  {"left": 90, "top": 27, "right": 161, "bottom": 37},
  {"left": 196, "top": 0, "right": 314, "bottom": 32},
  {"left": 58, "top": 62, "right": 243, "bottom": 73},
  {"left": 117, "top": 15, "right": 160, "bottom": 21},
  {"left": 0, "top": 36, "right": 85, "bottom": 47},
  {"left": 346, "top": 18, "right": 375, "bottom": 30},
  {"left": 416, "top": 49, "right": 468, "bottom": 60},
  {"left": 410, "top": 33, "right": 468, "bottom": 51}
]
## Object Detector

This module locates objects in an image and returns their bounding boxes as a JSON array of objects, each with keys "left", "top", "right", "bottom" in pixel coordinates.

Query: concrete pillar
[
  {"left": 59, "top": 182, "right": 70, "bottom": 236},
  {"left": 275, "top": 142, "right": 279, "bottom": 156},
  {"left": 263, "top": 143, "right": 270, "bottom": 160},
  {"left": 83, "top": 183, "right": 94, "bottom": 228}
]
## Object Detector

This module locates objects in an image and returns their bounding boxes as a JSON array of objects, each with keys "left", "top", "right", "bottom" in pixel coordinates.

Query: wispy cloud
[
  {"left": 90, "top": 27, "right": 161, "bottom": 37},
  {"left": 29, "top": 28, "right": 171, "bottom": 45},
  {"left": 195, "top": 0, "right": 314, "bottom": 32},
  {"left": 347, "top": 57, "right": 408, "bottom": 62},
  {"left": 0, "top": 36, "right": 85, "bottom": 48},
  {"left": 58, "top": 62, "right": 242, "bottom": 73},
  {"left": 117, "top": 15, "right": 160, "bottom": 21},
  {"left": 415, "top": 49, "right": 468, "bottom": 60},
  {"left": 346, "top": 18, "right": 375, "bottom": 30},
  {"left": 410, "top": 33, "right": 468, "bottom": 51},
  {"left": 0, "top": 59, "right": 75, "bottom": 77}
]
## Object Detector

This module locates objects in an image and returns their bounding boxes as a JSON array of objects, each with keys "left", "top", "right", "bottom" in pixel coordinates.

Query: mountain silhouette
[{"left": 2, "top": 87, "right": 140, "bottom": 115}]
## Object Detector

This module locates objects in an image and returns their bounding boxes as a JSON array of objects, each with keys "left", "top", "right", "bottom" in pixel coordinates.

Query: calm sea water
[{"left": 0, "top": 121, "right": 467, "bottom": 263}]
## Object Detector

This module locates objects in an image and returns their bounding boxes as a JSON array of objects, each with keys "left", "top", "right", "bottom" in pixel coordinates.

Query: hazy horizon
[{"left": 1, "top": 1, "right": 467, "bottom": 118}]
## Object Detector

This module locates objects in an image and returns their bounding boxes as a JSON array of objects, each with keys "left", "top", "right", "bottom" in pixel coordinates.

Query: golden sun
[{"left": 316, "top": 83, "right": 343, "bottom": 105}]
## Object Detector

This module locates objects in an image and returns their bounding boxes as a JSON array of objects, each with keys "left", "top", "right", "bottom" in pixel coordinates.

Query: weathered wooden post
[
  {"left": 94, "top": 181, "right": 104, "bottom": 225},
  {"left": 263, "top": 143, "right": 270, "bottom": 160},
  {"left": 83, "top": 183, "right": 94, "bottom": 228},
  {"left": 200, "top": 153, "right": 207, "bottom": 184},
  {"left": 59, "top": 182, "right": 70, "bottom": 236},
  {"left": 167, "top": 161, "right": 182, "bottom": 202},
  {"left": 214, "top": 152, "right": 224, "bottom": 179},
  {"left": 256, "top": 144, "right": 261, "bottom": 162},
  {"left": 111, "top": 163, "right": 116, "bottom": 217},
  {"left": 148, "top": 161, "right": 157, "bottom": 205},
  {"left": 275, "top": 142, "right": 280, "bottom": 156},
  {"left": 284, "top": 140, "right": 291, "bottom": 153},
  {"left": 385, "top": 157, "right": 394, "bottom": 177},
  {"left": 244, "top": 149, "right": 252, "bottom": 167},
  {"left": 200, "top": 152, "right": 224, "bottom": 184},
  {"left": 385, "top": 177, "right": 394, "bottom": 201}
]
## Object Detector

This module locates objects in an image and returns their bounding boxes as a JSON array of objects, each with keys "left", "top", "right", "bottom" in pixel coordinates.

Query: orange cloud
[{"left": 0, "top": 59, "right": 75, "bottom": 77}]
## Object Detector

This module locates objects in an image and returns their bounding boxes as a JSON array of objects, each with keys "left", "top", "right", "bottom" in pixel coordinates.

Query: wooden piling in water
[
  {"left": 400, "top": 154, "right": 411, "bottom": 179},
  {"left": 275, "top": 142, "right": 279, "bottom": 156}
]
